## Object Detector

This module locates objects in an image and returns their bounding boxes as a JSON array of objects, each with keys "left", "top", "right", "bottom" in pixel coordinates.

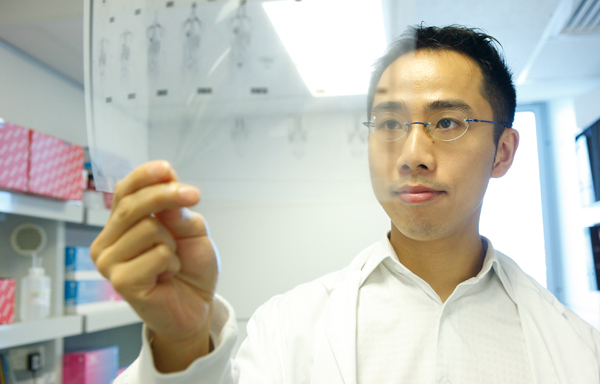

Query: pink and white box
[
  {"left": 0, "top": 278, "right": 16, "bottom": 325},
  {"left": 28, "top": 130, "right": 84, "bottom": 200},
  {"left": 63, "top": 346, "right": 118, "bottom": 384},
  {"left": 0, "top": 121, "right": 29, "bottom": 193}
]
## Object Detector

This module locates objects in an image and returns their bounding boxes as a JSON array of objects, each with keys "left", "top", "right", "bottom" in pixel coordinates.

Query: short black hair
[{"left": 367, "top": 25, "right": 516, "bottom": 145}]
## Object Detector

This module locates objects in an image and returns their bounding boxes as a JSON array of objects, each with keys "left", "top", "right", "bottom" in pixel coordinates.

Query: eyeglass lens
[{"left": 369, "top": 110, "right": 470, "bottom": 142}]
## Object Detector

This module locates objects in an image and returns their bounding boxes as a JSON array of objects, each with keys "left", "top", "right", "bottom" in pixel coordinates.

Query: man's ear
[{"left": 491, "top": 128, "right": 519, "bottom": 178}]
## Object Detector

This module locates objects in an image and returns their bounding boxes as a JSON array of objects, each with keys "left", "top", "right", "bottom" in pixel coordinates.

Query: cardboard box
[
  {"left": 64, "top": 280, "right": 122, "bottom": 305},
  {"left": 65, "top": 247, "right": 122, "bottom": 314},
  {"left": 65, "top": 247, "right": 96, "bottom": 273},
  {"left": 103, "top": 192, "right": 113, "bottom": 209},
  {"left": 0, "top": 121, "right": 29, "bottom": 193},
  {"left": 0, "top": 278, "right": 16, "bottom": 325},
  {"left": 116, "top": 366, "right": 128, "bottom": 378},
  {"left": 28, "top": 130, "right": 84, "bottom": 200},
  {"left": 63, "top": 346, "right": 118, "bottom": 384},
  {"left": 65, "top": 245, "right": 103, "bottom": 279},
  {"left": 64, "top": 280, "right": 123, "bottom": 313}
]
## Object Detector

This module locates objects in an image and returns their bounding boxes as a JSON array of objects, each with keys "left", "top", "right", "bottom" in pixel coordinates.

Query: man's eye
[
  {"left": 436, "top": 118, "right": 460, "bottom": 130},
  {"left": 380, "top": 119, "right": 402, "bottom": 130}
]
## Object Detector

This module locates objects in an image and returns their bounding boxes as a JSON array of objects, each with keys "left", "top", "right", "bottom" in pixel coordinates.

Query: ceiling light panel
[{"left": 264, "top": 0, "right": 387, "bottom": 97}]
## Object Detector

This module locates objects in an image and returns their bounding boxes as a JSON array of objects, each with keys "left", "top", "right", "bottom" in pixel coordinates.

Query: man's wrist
[{"left": 151, "top": 330, "right": 212, "bottom": 373}]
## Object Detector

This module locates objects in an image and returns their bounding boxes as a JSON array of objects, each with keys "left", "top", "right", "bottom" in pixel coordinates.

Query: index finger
[{"left": 112, "top": 160, "right": 177, "bottom": 206}]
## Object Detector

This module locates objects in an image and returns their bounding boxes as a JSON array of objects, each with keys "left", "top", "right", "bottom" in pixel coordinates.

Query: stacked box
[
  {"left": 29, "top": 130, "right": 84, "bottom": 201},
  {"left": 64, "top": 247, "right": 123, "bottom": 314},
  {"left": 103, "top": 192, "right": 113, "bottom": 209},
  {"left": 0, "top": 278, "right": 15, "bottom": 325},
  {"left": 116, "top": 366, "right": 128, "bottom": 378},
  {"left": 0, "top": 120, "right": 87, "bottom": 200},
  {"left": 63, "top": 346, "right": 118, "bottom": 384},
  {"left": 65, "top": 246, "right": 102, "bottom": 279},
  {"left": 0, "top": 121, "right": 29, "bottom": 193},
  {"left": 65, "top": 280, "right": 122, "bottom": 308}
]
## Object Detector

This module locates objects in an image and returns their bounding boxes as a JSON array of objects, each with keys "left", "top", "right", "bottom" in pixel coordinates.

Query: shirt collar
[
  {"left": 359, "top": 233, "right": 517, "bottom": 304},
  {"left": 482, "top": 236, "right": 518, "bottom": 304},
  {"left": 359, "top": 233, "right": 398, "bottom": 285}
]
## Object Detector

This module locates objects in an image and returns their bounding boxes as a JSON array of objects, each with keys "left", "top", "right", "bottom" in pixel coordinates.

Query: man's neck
[{"left": 389, "top": 226, "right": 486, "bottom": 302}]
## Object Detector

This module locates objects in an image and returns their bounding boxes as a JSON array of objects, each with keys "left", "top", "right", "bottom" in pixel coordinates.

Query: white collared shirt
[{"left": 357, "top": 237, "right": 534, "bottom": 384}]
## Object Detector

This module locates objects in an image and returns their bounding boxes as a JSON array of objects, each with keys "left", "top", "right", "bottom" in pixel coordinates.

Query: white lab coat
[{"left": 121, "top": 239, "right": 600, "bottom": 384}]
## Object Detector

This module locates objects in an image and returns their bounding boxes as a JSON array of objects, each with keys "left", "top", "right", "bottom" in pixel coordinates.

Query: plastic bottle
[{"left": 19, "top": 254, "right": 51, "bottom": 321}]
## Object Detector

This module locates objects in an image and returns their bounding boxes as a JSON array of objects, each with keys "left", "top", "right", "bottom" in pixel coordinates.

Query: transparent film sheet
[{"left": 85, "top": 0, "right": 417, "bottom": 201}]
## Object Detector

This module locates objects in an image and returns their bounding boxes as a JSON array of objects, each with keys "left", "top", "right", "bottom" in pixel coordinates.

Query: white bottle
[{"left": 20, "top": 255, "right": 51, "bottom": 321}]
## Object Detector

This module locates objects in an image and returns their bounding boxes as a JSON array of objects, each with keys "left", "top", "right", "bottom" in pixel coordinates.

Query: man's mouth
[{"left": 393, "top": 184, "right": 445, "bottom": 204}]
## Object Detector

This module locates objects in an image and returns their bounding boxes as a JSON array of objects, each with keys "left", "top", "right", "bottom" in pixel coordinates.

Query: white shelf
[
  {"left": 0, "top": 315, "right": 83, "bottom": 349},
  {"left": 85, "top": 207, "right": 111, "bottom": 227},
  {"left": 0, "top": 306, "right": 143, "bottom": 349},
  {"left": 82, "top": 303, "right": 141, "bottom": 333},
  {"left": 0, "top": 190, "right": 83, "bottom": 223}
]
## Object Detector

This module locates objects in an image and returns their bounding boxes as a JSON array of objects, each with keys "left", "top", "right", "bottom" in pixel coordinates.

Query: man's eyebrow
[
  {"left": 372, "top": 101, "right": 407, "bottom": 114},
  {"left": 425, "top": 100, "right": 474, "bottom": 114}
]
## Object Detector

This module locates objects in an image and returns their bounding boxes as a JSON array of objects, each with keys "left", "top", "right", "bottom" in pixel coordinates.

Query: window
[{"left": 480, "top": 108, "right": 547, "bottom": 287}]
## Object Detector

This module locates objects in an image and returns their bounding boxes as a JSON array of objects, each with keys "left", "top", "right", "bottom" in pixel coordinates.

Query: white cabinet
[{"left": 0, "top": 190, "right": 141, "bottom": 382}]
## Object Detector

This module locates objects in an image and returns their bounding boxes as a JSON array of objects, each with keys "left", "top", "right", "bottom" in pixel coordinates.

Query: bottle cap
[{"left": 28, "top": 267, "right": 45, "bottom": 277}]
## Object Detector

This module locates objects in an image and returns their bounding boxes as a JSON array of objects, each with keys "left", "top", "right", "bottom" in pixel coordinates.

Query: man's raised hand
[{"left": 90, "top": 161, "right": 219, "bottom": 372}]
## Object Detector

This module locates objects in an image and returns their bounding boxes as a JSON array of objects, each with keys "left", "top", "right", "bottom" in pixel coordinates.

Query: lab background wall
[{"left": 0, "top": 40, "right": 87, "bottom": 146}]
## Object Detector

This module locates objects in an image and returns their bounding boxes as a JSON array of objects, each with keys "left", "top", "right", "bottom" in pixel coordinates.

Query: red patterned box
[
  {"left": 0, "top": 121, "right": 29, "bottom": 193},
  {"left": 28, "top": 130, "right": 84, "bottom": 200},
  {"left": 0, "top": 278, "right": 16, "bottom": 325},
  {"left": 103, "top": 192, "right": 113, "bottom": 209}
]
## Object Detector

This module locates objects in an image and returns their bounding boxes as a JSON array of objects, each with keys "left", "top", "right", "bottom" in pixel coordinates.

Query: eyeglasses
[{"left": 363, "top": 110, "right": 510, "bottom": 142}]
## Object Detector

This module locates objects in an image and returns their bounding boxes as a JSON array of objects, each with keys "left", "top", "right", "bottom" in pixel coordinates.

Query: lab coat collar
[
  {"left": 313, "top": 240, "right": 378, "bottom": 384},
  {"left": 321, "top": 268, "right": 361, "bottom": 384}
]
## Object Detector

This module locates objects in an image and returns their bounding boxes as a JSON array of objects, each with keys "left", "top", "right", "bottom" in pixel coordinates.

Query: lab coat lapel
[
  {"left": 519, "top": 296, "right": 599, "bottom": 384},
  {"left": 310, "top": 269, "right": 361, "bottom": 384},
  {"left": 496, "top": 252, "right": 600, "bottom": 384}
]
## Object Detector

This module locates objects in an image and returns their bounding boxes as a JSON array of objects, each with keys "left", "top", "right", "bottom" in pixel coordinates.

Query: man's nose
[{"left": 396, "top": 122, "right": 436, "bottom": 172}]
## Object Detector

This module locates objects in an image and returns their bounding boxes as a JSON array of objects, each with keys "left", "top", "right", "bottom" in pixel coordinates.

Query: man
[{"left": 91, "top": 25, "right": 600, "bottom": 383}]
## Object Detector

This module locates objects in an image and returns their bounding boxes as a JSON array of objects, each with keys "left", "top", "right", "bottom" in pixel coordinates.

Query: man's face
[{"left": 368, "top": 49, "right": 503, "bottom": 242}]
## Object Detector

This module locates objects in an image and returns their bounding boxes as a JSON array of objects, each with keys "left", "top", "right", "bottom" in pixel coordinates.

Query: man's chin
[{"left": 390, "top": 220, "right": 448, "bottom": 243}]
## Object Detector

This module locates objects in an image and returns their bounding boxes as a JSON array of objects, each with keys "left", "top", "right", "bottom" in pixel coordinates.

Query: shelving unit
[
  {"left": 0, "top": 189, "right": 140, "bottom": 382},
  {"left": 0, "top": 190, "right": 83, "bottom": 223},
  {"left": 0, "top": 316, "right": 82, "bottom": 350},
  {"left": 83, "top": 303, "right": 140, "bottom": 333}
]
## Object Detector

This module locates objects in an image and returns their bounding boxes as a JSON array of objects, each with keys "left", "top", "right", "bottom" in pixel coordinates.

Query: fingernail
[
  {"left": 179, "top": 186, "right": 199, "bottom": 202},
  {"left": 149, "top": 161, "right": 169, "bottom": 177}
]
